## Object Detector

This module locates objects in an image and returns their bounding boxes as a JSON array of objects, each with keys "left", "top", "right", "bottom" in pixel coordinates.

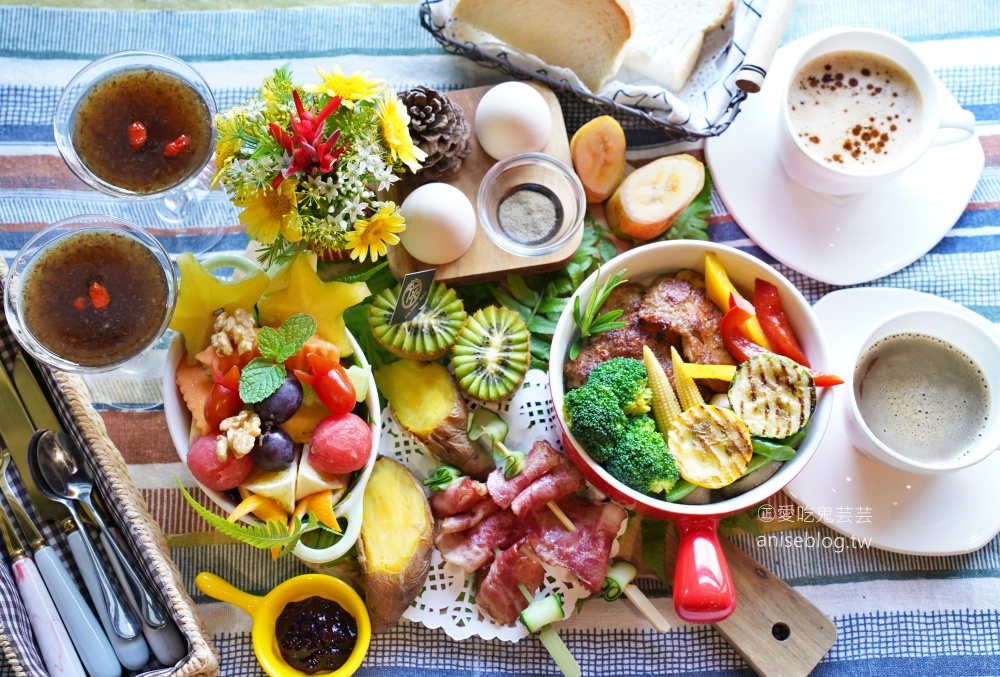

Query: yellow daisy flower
[
  {"left": 376, "top": 90, "right": 427, "bottom": 173},
  {"left": 344, "top": 202, "right": 406, "bottom": 263},
  {"left": 234, "top": 180, "right": 302, "bottom": 245},
  {"left": 302, "top": 66, "right": 386, "bottom": 109}
]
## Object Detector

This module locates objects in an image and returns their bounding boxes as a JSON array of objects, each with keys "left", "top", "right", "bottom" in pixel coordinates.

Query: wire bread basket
[{"left": 419, "top": 0, "right": 795, "bottom": 146}]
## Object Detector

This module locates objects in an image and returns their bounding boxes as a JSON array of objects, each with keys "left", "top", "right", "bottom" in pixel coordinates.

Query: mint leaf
[
  {"left": 239, "top": 357, "right": 286, "bottom": 403},
  {"left": 662, "top": 167, "right": 712, "bottom": 242},
  {"left": 256, "top": 326, "right": 281, "bottom": 362},
  {"left": 277, "top": 313, "right": 316, "bottom": 361}
]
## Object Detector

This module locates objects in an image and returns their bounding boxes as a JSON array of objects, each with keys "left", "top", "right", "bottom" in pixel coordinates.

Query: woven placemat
[{"left": 0, "top": 258, "right": 219, "bottom": 677}]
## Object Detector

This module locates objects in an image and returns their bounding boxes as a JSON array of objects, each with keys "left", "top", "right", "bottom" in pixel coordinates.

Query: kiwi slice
[
  {"left": 451, "top": 306, "right": 530, "bottom": 401},
  {"left": 368, "top": 282, "right": 467, "bottom": 360}
]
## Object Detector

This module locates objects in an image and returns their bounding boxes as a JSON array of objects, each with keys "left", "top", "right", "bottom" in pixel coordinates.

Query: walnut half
[
  {"left": 211, "top": 308, "right": 255, "bottom": 357},
  {"left": 216, "top": 410, "right": 262, "bottom": 461}
]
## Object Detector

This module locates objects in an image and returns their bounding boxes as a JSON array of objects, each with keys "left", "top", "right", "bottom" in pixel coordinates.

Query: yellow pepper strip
[
  {"left": 294, "top": 491, "right": 342, "bottom": 533},
  {"left": 703, "top": 252, "right": 774, "bottom": 350},
  {"left": 680, "top": 363, "right": 738, "bottom": 382},
  {"left": 670, "top": 346, "right": 705, "bottom": 411},
  {"left": 227, "top": 493, "right": 288, "bottom": 524}
]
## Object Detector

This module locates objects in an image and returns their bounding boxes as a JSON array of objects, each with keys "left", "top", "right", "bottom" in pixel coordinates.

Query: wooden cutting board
[
  {"left": 662, "top": 527, "right": 838, "bottom": 676},
  {"left": 387, "top": 83, "right": 582, "bottom": 285}
]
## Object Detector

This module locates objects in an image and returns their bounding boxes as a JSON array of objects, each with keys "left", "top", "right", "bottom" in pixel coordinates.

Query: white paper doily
[{"left": 379, "top": 368, "right": 600, "bottom": 642}]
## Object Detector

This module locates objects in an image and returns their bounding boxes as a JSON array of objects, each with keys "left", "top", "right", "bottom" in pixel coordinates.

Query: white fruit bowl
[{"left": 163, "top": 329, "right": 381, "bottom": 565}]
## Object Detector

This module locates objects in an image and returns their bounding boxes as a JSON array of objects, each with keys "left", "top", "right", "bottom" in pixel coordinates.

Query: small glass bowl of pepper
[{"left": 478, "top": 152, "right": 586, "bottom": 257}]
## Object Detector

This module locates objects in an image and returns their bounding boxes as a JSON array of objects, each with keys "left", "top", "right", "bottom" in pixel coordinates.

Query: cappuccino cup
[
  {"left": 846, "top": 309, "right": 1000, "bottom": 474},
  {"left": 778, "top": 29, "right": 976, "bottom": 195}
]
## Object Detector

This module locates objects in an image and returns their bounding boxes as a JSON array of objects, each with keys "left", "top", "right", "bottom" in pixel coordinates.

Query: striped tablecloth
[{"left": 3, "top": 1, "right": 1000, "bottom": 675}]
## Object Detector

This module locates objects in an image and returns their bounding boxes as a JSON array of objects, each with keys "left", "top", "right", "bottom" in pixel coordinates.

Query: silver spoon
[{"left": 32, "top": 431, "right": 167, "bottom": 630}]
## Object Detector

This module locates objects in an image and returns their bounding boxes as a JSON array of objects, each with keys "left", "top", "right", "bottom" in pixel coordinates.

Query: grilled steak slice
[
  {"left": 563, "top": 282, "right": 676, "bottom": 390},
  {"left": 638, "top": 272, "right": 734, "bottom": 391}
]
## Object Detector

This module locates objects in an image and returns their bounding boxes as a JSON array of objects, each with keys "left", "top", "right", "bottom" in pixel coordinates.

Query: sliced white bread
[
  {"left": 452, "top": 0, "right": 633, "bottom": 92},
  {"left": 623, "top": 0, "right": 733, "bottom": 92}
]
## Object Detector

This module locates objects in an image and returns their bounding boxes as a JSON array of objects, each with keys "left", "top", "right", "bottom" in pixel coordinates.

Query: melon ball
[
  {"left": 474, "top": 82, "right": 552, "bottom": 160},
  {"left": 186, "top": 434, "right": 254, "bottom": 491},
  {"left": 308, "top": 413, "right": 373, "bottom": 474}
]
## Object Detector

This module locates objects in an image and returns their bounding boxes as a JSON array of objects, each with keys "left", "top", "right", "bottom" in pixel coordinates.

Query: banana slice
[{"left": 606, "top": 154, "right": 705, "bottom": 241}]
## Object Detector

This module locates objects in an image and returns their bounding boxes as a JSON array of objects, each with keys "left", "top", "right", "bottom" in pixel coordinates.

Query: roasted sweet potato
[
  {"left": 375, "top": 360, "right": 495, "bottom": 479},
  {"left": 357, "top": 457, "right": 433, "bottom": 633}
]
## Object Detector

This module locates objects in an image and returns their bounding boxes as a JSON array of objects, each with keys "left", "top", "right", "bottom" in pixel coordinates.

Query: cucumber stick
[{"left": 520, "top": 593, "right": 564, "bottom": 633}]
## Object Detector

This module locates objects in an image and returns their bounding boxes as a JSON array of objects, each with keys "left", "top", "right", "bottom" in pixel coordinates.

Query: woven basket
[{"left": 0, "top": 259, "right": 218, "bottom": 677}]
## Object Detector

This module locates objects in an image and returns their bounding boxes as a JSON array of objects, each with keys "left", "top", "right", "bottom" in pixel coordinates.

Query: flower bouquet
[{"left": 212, "top": 66, "right": 427, "bottom": 266}]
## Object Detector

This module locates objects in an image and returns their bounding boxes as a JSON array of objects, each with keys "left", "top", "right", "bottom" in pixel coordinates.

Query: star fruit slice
[
  {"left": 256, "top": 252, "right": 370, "bottom": 357},
  {"left": 169, "top": 253, "right": 270, "bottom": 363}
]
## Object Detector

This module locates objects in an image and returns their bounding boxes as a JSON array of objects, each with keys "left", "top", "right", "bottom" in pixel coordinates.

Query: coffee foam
[
  {"left": 855, "top": 333, "right": 990, "bottom": 465},
  {"left": 788, "top": 50, "right": 923, "bottom": 174}
]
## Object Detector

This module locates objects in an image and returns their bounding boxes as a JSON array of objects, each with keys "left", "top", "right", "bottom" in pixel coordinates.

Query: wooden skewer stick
[
  {"left": 547, "top": 502, "right": 576, "bottom": 531},
  {"left": 623, "top": 584, "right": 672, "bottom": 633},
  {"left": 492, "top": 440, "right": 576, "bottom": 531}
]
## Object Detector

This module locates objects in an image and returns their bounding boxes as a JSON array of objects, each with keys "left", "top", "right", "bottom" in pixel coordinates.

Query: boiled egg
[
  {"left": 474, "top": 82, "right": 552, "bottom": 160},
  {"left": 399, "top": 183, "right": 476, "bottom": 264}
]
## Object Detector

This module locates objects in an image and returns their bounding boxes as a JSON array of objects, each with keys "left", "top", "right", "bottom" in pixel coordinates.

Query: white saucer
[
  {"left": 784, "top": 288, "right": 1000, "bottom": 556},
  {"left": 704, "top": 33, "right": 985, "bottom": 286}
]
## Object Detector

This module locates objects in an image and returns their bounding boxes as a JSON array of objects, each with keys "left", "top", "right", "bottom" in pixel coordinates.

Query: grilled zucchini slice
[
  {"left": 667, "top": 404, "right": 753, "bottom": 489},
  {"left": 728, "top": 354, "right": 815, "bottom": 439}
]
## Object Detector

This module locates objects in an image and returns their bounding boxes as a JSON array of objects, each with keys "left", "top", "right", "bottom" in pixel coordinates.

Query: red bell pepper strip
[
  {"left": 721, "top": 293, "right": 767, "bottom": 362},
  {"left": 722, "top": 293, "right": 842, "bottom": 386},
  {"left": 753, "top": 279, "right": 810, "bottom": 367}
]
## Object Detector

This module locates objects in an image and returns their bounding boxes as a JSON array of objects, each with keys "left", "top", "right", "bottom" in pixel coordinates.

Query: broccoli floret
[
  {"left": 605, "top": 415, "right": 680, "bottom": 496},
  {"left": 587, "top": 357, "right": 652, "bottom": 415},
  {"left": 563, "top": 384, "right": 627, "bottom": 463}
]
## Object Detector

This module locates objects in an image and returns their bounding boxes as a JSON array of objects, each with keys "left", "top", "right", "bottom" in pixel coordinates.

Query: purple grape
[
  {"left": 251, "top": 424, "right": 296, "bottom": 470},
  {"left": 254, "top": 374, "right": 303, "bottom": 425}
]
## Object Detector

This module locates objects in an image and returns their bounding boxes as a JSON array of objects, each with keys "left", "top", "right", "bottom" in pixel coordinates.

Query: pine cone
[{"left": 400, "top": 86, "right": 472, "bottom": 183}]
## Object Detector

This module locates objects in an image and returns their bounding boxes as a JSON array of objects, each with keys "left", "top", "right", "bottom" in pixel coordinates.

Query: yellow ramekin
[{"left": 196, "top": 572, "right": 371, "bottom": 677}]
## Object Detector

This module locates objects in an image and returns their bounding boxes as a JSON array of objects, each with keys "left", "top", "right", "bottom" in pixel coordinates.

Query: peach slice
[
  {"left": 570, "top": 115, "right": 627, "bottom": 203},
  {"left": 606, "top": 154, "right": 705, "bottom": 241}
]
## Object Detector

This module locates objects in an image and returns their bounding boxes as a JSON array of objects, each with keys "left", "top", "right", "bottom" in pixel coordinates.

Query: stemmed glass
[
  {"left": 53, "top": 50, "right": 220, "bottom": 241},
  {"left": 5, "top": 215, "right": 178, "bottom": 409}
]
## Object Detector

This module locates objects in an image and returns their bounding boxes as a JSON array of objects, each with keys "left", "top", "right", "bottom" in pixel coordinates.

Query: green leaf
[
  {"left": 490, "top": 289, "right": 532, "bottom": 319},
  {"left": 536, "top": 296, "right": 568, "bottom": 315},
  {"left": 640, "top": 517, "right": 669, "bottom": 586},
  {"left": 721, "top": 508, "right": 762, "bottom": 538},
  {"left": 529, "top": 335, "right": 551, "bottom": 362},
  {"left": 662, "top": 167, "right": 713, "bottom": 242},
  {"left": 527, "top": 315, "right": 558, "bottom": 335},
  {"left": 329, "top": 260, "right": 389, "bottom": 283},
  {"left": 176, "top": 479, "right": 304, "bottom": 557},
  {"left": 239, "top": 358, "right": 286, "bottom": 403},
  {"left": 277, "top": 313, "right": 317, "bottom": 359},
  {"left": 507, "top": 275, "right": 540, "bottom": 307},
  {"left": 255, "top": 326, "right": 281, "bottom": 362}
]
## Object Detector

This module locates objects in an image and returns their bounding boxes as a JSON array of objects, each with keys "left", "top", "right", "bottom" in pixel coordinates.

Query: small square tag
[{"left": 389, "top": 269, "right": 436, "bottom": 325}]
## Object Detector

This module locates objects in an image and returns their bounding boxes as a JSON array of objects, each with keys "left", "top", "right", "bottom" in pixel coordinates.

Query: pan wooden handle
[{"left": 736, "top": 0, "right": 798, "bottom": 93}]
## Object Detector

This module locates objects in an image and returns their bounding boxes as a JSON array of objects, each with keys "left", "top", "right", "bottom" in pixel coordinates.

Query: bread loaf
[
  {"left": 623, "top": 0, "right": 733, "bottom": 92},
  {"left": 452, "top": 0, "right": 633, "bottom": 92}
]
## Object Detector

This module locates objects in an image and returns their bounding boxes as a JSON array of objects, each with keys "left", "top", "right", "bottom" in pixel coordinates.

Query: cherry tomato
[
  {"left": 204, "top": 365, "right": 244, "bottom": 430},
  {"left": 127, "top": 121, "right": 147, "bottom": 151},
  {"left": 294, "top": 353, "right": 355, "bottom": 416},
  {"left": 164, "top": 134, "right": 190, "bottom": 157}
]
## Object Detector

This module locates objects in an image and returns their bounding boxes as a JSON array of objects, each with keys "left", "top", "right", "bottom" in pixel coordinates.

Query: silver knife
[
  {"left": 12, "top": 353, "right": 188, "bottom": 667},
  {"left": 0, "top": 362, "right": 124, "bottom": 677}
]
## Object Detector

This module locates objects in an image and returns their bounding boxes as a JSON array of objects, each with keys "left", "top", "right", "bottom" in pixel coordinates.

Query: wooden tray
[{"left": 388, "top": 83, "right": 581, "bottom": 285}]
